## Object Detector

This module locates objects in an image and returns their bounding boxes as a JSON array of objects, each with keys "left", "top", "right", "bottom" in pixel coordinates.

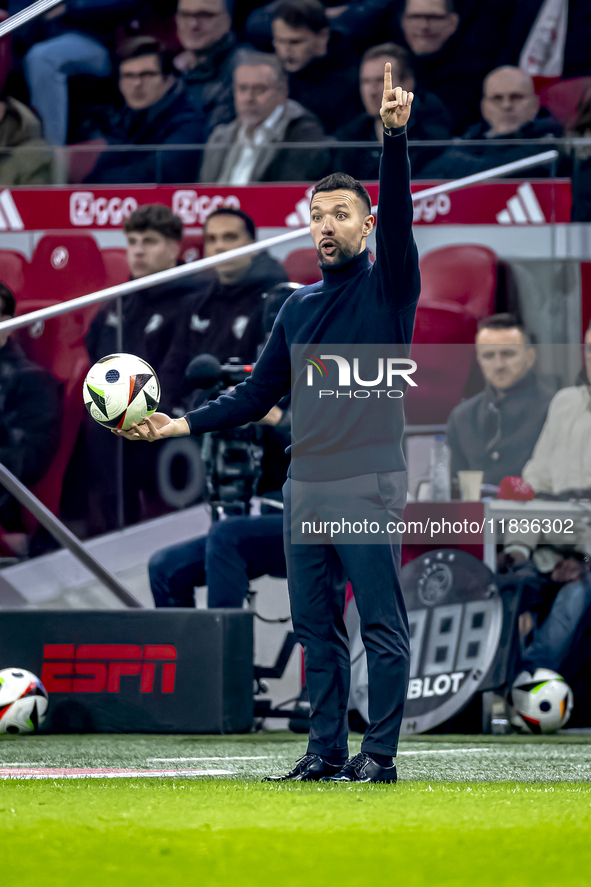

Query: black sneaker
[
  {"left": 320, "top": 752, "right": 398, "bottom": 784},
  {"left": 262, "top": 753, "right": 345, "bottom": 782}
]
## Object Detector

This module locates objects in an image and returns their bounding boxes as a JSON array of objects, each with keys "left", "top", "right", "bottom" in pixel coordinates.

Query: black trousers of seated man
[{"left": 283, "top": 471, "right": 410, "bottom": 761}]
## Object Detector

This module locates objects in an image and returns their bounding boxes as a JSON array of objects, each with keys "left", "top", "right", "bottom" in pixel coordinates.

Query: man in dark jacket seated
[
  {"left": 269, "top": 0, "right": 362, "bottom": 136},
  {"left": 86, "top": 37, "right": 206, "bottom": 185},
  {"left": 334, "top": 42, "right": 452, "bottom": 179},
  {"left": 174, "top": 0, "right": 239, "bottom": 136},
  {"left": 183, "top": 207, "right": 288, "bottom": 369},
  {"left": 446, "top": 314, "right": 554, "bottom": 488},
  {"left": 199, "top": 50, "right": 328, "bottom": 183},
  {"left": 417, "top": 66, "right": 562, "bottom": 179},
  {"left": 0, "top": 284, "right": 61, "bottom": 531}
]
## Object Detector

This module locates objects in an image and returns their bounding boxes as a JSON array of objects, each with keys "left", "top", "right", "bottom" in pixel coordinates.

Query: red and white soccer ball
[
  {"left": 510, "top": 668, "right": 574, "bottom": 734},
  {"left": 0, "top": 668, "right": 49, "bottom": 734},
  {"left": 83, "top": 353, "right": 161, "bottom": 432}
]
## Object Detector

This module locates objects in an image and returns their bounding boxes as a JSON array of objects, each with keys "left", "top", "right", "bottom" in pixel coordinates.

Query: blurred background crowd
[{"left": 0, "top": 0, "right": 587, "bottom": 194}]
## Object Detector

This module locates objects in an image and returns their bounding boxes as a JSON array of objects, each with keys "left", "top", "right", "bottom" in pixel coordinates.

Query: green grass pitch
[{"left": 1, "top": 732, "right": 590, "bottom": 887}]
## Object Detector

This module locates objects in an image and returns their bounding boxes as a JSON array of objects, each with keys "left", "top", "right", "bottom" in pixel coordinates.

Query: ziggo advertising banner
[{"left": 0, "top": 180, "right": 572, "bottom": 231}]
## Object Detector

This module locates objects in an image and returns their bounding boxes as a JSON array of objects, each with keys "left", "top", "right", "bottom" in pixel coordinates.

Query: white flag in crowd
[{"left": 519, "top": 0, "right": 568, "bottom": 77}]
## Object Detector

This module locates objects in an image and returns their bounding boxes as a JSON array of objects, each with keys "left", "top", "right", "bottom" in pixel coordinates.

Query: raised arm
[{"left": 374, "top": 63, "right": 419, "bottom": 311}]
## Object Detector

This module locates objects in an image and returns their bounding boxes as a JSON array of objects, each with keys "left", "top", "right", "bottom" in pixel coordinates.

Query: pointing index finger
[{"left": 384, "top": 61, "right": 392, "bottom": 94}]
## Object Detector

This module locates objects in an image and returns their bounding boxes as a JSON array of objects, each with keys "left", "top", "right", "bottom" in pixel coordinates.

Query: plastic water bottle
[{"left": 430, "top": 435, "right": 451, "bottom": 502}]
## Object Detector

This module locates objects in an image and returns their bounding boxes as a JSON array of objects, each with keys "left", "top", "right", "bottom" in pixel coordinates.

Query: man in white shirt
[{"left": 199, "top": 50, "right": 328, "bottom": 183}]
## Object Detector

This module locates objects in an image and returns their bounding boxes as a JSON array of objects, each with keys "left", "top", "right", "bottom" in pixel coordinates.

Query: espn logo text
[{"left": 41, "top": 644, "right": 177, "bottom": 694}]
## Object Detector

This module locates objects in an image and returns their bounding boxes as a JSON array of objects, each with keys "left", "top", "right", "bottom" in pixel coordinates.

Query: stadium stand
[
  {"left": 101, "top": 247, "right": 130, "bottom": 288},
  {"left": 283, "top": 247, "right": 322, "bottom": 286},
  {"left": 538, "top": 76, "right": 591, "bottom": 130},
  {"left": 418, "top": 245, "right": 498, "bottom": 319}
]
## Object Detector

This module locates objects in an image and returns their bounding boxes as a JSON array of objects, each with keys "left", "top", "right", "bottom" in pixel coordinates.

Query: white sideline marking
[
  {"left": 398, "top": 748, "right": 492, "bottom": 756},
  {"left": 147, "top": 756, "right": 270, "bottom": 762},
  {"left": 0, "top": 767, "right": 234, "bottom": 780}
]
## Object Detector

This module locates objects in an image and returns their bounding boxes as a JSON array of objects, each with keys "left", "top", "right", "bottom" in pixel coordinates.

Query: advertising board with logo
[
  {"left": 0, "top": 181, "right": 572, "bottom": 232},
  {"left": 0, "top": 610, "right": 254, "bottom": 733}
]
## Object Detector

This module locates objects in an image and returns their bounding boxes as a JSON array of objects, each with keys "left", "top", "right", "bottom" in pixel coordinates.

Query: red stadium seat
[
  {"left": 67, "top": 138, "right": 107, "bottom": 185},
  {"left": 405, "top": 302, "right": 477, "bottom": 425},
  {"left": 102, "top": 248, "right": 129, "bottom": 287},
  {"left": 419, "top": 245, "right": 498, "bottom": 320},
  {"left": 538, "top": 77, "right": 591, "bottom": 130},
  {"left": 283, "top": 248, "right": 321, "bottom": 285},
  {"left": 181, "top": 234, "right": 203, "bottom": 265},
  {"left": 25, "top": 234, "right": 106, "bottom": 303},
  {"left": 0, "top": 249, "right": 28, "bottom": 297}
]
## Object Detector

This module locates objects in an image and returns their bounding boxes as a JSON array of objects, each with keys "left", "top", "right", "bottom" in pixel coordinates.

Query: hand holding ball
[{"left": 83, "top": 353, "right": 160, "bottom": 431}]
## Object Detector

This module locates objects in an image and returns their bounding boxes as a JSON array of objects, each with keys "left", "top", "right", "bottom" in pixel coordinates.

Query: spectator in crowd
[
  {"left": 333, "top": 42, "right": 452, "bottom": 179},
  {"left": 0, "top": 94, "right": 52, "bottom": 185},
  {"left": 183, "top": 207, "right": 287, "bottom": 369},
  {"left": 570, "top": 84, "right": 591, "bottom": 222},
  {"left": 0, "top": 283, "right": 61, "bottom": 531},
  {"left": 14, "top": 0, "right": 143, "bottom": 145},
  {"left": 174, "top": 0, "right": 239, "bottom": 135},
  {"left": 270, "top": 0, "right": 362, "bottom": 134},
  {"left": 446, "top": 314, "right": 553, "bottom": 487},
  {"left": 85, "top": 205, "right": 197, "bottom": 531},
  {"left": 199, "top": 51, "right": 329, "bottom": 183},
  {"left": 86, "top": 37, "right": 206, "bottom": 184},
  {"left": 418, "top": 66, "right": 562, "bottom": 178},
  {"left": 521, "top": 323, "right": 591, "bottom": 496},
  {"left": 399, "top": 0, "right": 519, "bottom": 135}
]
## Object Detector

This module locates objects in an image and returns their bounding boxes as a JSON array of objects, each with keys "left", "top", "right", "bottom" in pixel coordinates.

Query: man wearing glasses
[
  {"left": 174, "top": 0, "right": 240, "bottom": 135},
  {"left": 86, "top": 36, "right": 206, "bottom": 184}
]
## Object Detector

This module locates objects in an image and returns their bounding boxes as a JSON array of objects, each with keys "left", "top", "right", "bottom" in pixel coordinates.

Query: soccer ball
[
  {"left": 0, "top": 668, "right": 49, "bottom": 734},
  {"left": 510, "top": 668, "right": 573, "bottom": 734},
  {"left": 83, "top": 353, "right": 160, "bottom": 431}
]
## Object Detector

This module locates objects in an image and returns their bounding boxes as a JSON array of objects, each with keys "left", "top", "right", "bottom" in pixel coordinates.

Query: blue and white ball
[
  {"left": 83, "top": 353, "right": 160, "bottom": 431},
  {"left": 510, "top": 668, "right": 573, "bottom": 734}
]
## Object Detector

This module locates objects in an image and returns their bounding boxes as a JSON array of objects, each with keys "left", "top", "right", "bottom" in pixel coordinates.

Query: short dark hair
[
  {"left": 362, "top": 43, "right": 414, "bottom": 81},
  {"left": 117, "top": 36, "right": 175, "bottom": 77},
  {"left": 477, "top": 313, "right": 531, "bottom": 344},
  {"left": 0, "top": 282, "right": 15, "bottom": 317},
  {"left": 123, "top": 204, "right": 184, "bottom": 241},
  {"left": 204, "top": 207, "right": 256, "bottom": 240},
  {"left": 311, "top": 173, "right": 372, "bottom": 215},
  {"left": 273, "top": 0, "right": 328, "bottom": 33}
]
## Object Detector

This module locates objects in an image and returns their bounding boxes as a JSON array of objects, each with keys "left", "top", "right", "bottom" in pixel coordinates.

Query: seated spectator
[
  {"left": 0, "top": 94, "right": 52, "bottom": 185},
  {"left": 446, "top": 314, "right": 554, "bottom": 487},
  {"left": 418, "top": 66, "right": 562, "bottom": 178},
  {"left": 570, "top": 84, "right": 591, "bottom": 222},
  {"left": 333, "top": 42, "right": 452, "bottom": 179},
  {"left": 85, "top": 205, "right": 197, "bottom": 532},
  {"left": 270, "top": 0, "right": 362, "bottom": 135},
  {"left": 400, "top": 0, "right": 518, "bottom": 135},
  {"left": 86, "top": 204, "right": 196, "bottom": 415},
  {"left": 183, "top": 207, "right": 287, "bottom": 369},
  {"left": 199, "top": 50, "right": 329, "bottom": 183},
  {"left": 521, "top": 322, "right": 591, "bottom": 496},
  {"left": 518, "top": 550, "right": 591, "bottom": 676},
  {"left": 15, "top": 0, "right": 142, "bottom": 146},
  {"left": 174, "top": 0, "right": 239, "bottom": 135},
  {"left": 0, "top": 283, "right": 61, "bottom": 531},
  {"left": 86, "top": 37, "right": 206, "bottom": 184}
]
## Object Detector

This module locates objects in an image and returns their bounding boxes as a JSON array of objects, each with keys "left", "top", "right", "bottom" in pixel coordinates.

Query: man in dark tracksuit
[{"left": 116, "top": 68, "right": 420, "bottom": 784}]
